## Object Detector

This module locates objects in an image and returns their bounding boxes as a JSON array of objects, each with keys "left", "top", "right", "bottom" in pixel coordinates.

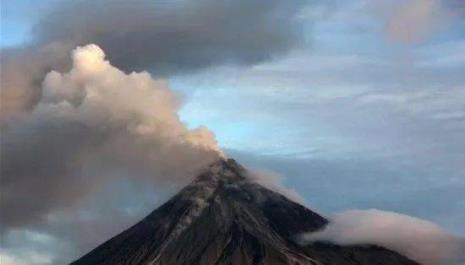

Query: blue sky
[
  {"left": 1, "top": 0, "right": 465, "bottom": 264},
  {"left": 173, "top": 0, "right": 465, "bottom": 237}
]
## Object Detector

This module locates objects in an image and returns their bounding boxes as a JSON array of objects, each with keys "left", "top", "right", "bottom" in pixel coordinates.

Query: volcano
[{"left": 71, "top": 159, "right": 419, "bottom": 265}]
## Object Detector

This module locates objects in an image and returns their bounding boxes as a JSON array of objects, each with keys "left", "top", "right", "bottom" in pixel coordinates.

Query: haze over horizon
[{"left": 1, "top": 0, "right": 465, "bottom": 264}]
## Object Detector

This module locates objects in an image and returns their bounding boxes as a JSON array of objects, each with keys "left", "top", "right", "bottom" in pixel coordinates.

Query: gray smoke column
[
  {"left": 246, "top": 169, "right": 305, "bottom": 204},
  {"left": 1, "top": 0, "right": 306, "bottom": 119},
  {"left": 0, "top": 42, "right": 72, "bottom": 120},
  {"left": 0, "top": 44, "right": 223, "bottom": 229}
]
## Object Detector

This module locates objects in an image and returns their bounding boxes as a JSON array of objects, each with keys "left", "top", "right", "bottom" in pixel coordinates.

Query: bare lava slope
[{"left": 71, "top": 159, "right": 420, "bottom": 265}]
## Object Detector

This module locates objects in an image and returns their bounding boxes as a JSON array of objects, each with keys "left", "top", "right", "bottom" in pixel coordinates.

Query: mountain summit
[{"left": 71, "top": 159, "right": 419, "bottom": 265}]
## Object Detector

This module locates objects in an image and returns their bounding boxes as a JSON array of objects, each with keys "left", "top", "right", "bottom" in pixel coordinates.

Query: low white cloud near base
[{"left": 299, "top": 209, "right": 465, "bottom": 265}]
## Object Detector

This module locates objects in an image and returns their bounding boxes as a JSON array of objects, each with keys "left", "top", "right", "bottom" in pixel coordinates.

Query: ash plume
[
  {"left": 0, "top": 0, "right": 309, "bottom": 231},
  {"left": 1, "top": 0, "right": 307, "bottom": 120},
  {"left": 0, "top": 44, "right": 222, "bottom": 229}
]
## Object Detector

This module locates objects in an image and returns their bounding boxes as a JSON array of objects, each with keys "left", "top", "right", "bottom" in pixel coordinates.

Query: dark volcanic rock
[{"left": 71, "top": 159, "right": 420, "bottom": 265}]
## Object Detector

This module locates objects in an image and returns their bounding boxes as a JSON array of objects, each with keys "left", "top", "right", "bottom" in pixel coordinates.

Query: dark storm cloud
[
  {"left": 35, "top": 0, "right": 307, "bottom": 73},
  {"left": 1, "top": 0, "right": 307, "bottom": 118}
]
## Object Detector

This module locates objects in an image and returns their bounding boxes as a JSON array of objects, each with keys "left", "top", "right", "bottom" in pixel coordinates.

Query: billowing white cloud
[
  {"left": 299, "top": 209, "right": 465, "bottom": 265},
  {"left": 0, "top": 44, "right": 222, "bottom": 229}
]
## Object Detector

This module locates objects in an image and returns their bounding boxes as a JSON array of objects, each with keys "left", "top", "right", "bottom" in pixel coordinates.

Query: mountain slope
[{"left": 71, "top": 159, "right": 420, "bottom": 265}]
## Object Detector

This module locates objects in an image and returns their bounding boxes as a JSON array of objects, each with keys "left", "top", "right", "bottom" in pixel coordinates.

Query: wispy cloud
[{"left": 299, "top": 209, "right": 465, "bottom": 265}]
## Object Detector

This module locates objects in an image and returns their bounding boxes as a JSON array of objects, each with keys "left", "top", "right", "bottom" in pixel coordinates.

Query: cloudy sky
[{"left": 1, "top": 0, "right": 464, "bottom": 264}]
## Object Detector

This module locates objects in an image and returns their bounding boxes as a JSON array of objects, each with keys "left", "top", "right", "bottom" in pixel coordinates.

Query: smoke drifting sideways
[
  {"left": 246, "top": 169, "right": 306, "bottom": 205},
  {"left": 1, "top": 0, "right": 307, "bottom": 120},
  {"left": 0, "top": 44, "right": 223, "bottom": 230},
  {"left": 299, "top": 209, "right": 465, "bottom": 265}
]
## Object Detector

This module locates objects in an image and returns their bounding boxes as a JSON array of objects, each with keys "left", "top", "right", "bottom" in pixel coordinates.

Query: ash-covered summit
[{"left": 72, "top": 159, "right": 419, "bottom": 265}]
